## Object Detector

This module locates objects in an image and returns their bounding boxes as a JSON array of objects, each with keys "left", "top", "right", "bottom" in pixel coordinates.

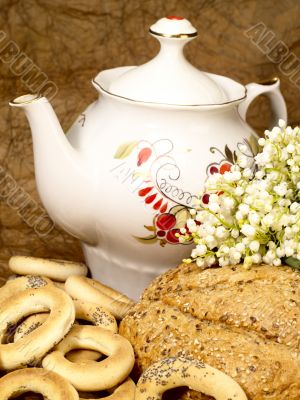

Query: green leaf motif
[
  {"left": 174, "top": 209, "right": 191, "bottom": 229},
  {"left": 233, "top": 150, "right": 238, "bottom": 163},
  {"left": 144, "top": 225, "right": 156, "bottom": 232},
  {"left": 225, "top": 145, "right": 234, "bottom": 163},
  {"left": 248, "top": 134, "right": 259, "bottom": 156},
  {"left": 114, "top": 141, "right": 138, "bottom": 159},
  {"left": 133, "top": 234, "right": 158, "bottom": 244},
  {"left": 283, "top": 257, "right": 300, "bottom": 270},
  {"left": 169, "top": 205, "right": 186, "bottom": 215}
]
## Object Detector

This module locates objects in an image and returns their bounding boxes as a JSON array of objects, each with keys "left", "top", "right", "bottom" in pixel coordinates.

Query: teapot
[{"left": 10, "top": 17, "right": 287, "bottom": 299}]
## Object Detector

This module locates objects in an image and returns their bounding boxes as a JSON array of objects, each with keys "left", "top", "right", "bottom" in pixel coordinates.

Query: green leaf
[
  {"left": 114, "top": 141, "right": 138, "bottom": 159},
  {"left": 248, "top": 134, "right": 259, "bottom": 155},
  {"left": 233, "top": 150, "right": 238, "bottom": 163},
  {"left": 133, "top": 234, "right": 158, "bottom": 244},
  {"left": 144, "top": 225, "right": 156, "bottom": 232},
  {"left": 225, "top": 145, "right": 234, "bottom": 163},
  {"left": 283, "top": 257, "right": 300, "bottom": 270},
  {"left": 169, "top": 205, "right": 186, "bottom": 215},
  {"left": 175, "top": 208, "right": 191, "bottom": 229}
]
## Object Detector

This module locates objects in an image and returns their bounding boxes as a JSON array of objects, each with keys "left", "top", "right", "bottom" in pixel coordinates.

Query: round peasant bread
[{"left": 120, "top": 263, "right": 300, "bottom": 400}]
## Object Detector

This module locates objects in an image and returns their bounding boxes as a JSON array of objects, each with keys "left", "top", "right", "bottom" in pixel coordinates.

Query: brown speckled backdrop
[{"left": 0, "top": 0, "right": 299, "bottom": 283}]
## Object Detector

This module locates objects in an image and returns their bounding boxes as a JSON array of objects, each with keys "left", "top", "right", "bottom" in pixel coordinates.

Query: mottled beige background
[{"left": 0, "top": 0, "right": 299, "bottom": 282}]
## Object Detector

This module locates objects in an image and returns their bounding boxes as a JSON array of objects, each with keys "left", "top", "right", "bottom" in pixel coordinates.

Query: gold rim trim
[
  {"left": 259, "top": 77, "right": 279, "bottom": 86},
  {"left": 10, "top": 93, "right": 42, "bottom": 105},
  {"left": 149, "top": 28, "right": 198, "bottom": 39},
  {"left": 92, "top": 79, "right": 247, "bottom": 108}
]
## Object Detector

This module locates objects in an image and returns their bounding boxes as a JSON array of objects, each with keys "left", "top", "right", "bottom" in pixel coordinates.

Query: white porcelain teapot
[{"left": 10, "top": 16, "right": 287, "bottom": 299}]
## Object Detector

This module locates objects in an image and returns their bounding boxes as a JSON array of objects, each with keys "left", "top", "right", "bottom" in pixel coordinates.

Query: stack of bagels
[
  {"left": 0, "top": 256, "right": 248, "bottom": 400},
  {"left": 0, "top": 256, "right": 136, "bottom": 400}
]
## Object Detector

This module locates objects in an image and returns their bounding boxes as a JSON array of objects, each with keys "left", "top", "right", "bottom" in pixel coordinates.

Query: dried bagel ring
[
  {"left": 42, "top": 324, "right": 135, "bottom": 391},
  {"left": 14, "top": 313, "right": 48, "bottom": 342},
  {"left": 9, "top": 255, "right": 88, "bottom": 282},
  {"left": 88, "top": 280, "right": 133, "bottom": 306},
  {"left": 67, "top": 349, "right": 101, "bottom": 363},
  {"left": 13, "top": 312, "right": 100, "bottom": 363},
  {"left": 14, "top": 299, "right": 116, "bottom": 363},
  {"left": 0, "top": 275, "right": 53, "bottom": 304},
  {"left": 74, "top": 299, "right": 118, "bottom": 332},
  {"left": 136, "top": 357, "right": 248, "bottom": 400},
  {"left": 79, "top": 377, "right": 136, "bottom": 400},
  {"left": 0, "top": 368, "right": 79, "bottom": 399},
  {"left": 67, "top": 298, "right": 118, "bottom": 363},
  {"left": 65, "top": 276, "right": 134, "bottom": 319},
  {"left": 14, "top": 299, "right": 117, "bottom": 341},
  {"left": 0, "top": 286, "right": 75, "bottom": 370}
]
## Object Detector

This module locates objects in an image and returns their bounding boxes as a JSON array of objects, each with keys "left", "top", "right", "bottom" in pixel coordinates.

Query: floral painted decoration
[
  {"left": 181, "top": 120, "right": 300, "bottom": 269},
  {"left": 113, "top": 135, "right": 258, "bottom": 247}
]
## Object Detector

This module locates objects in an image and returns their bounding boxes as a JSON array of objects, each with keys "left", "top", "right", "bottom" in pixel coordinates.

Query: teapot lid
[{"left": 107, "top": 16, "right": 229, "bottom": 106}]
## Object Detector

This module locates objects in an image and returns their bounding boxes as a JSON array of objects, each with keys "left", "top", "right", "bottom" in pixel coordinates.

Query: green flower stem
[{"left": 204, "top": 208, "right": 235, "bottom": 229}]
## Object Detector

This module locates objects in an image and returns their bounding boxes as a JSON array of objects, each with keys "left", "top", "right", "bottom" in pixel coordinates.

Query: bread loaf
[{"left": 120, "top": 263, "right": 300, "bottom": 400}]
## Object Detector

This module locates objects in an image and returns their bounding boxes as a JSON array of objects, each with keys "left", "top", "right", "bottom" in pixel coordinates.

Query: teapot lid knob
[
  {"left": 149, "top": 16, "right": 197, "bottom": 38},
  {"left": 104, "top": 16, "right": 230, "bottom": 105}
]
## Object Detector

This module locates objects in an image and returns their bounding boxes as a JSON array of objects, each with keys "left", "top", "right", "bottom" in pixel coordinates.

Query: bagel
[
  {"left": 65, "top": 276, "right": 134, "bottom": 319},
  {"left": 136, "top": 357, "right": 247, "bottom": 400},
  {"left": 74, "top": 299, "right": 117, "bottom": 332},
  {"left": 14, "top": 299, "right": 117, "bottom": 343},
  {"left": 67, "top": 299, "right": 115, "bottom": 363},
  {"left": 13, "top": 299, "right": 116, "bottom": 366},
  {"left": 79, "top": 377, "right": 136, "bottom": 400},
  {"left": 66, "top": 349, "right": 101, "bottom": 363},
  {"left": 0, "top": 286, "right": 75, "bottom": 370},
  {"left": 0, "top": 275, "right": 52, "bottom": 304},
  {"left": 88, "top": 280, "right": 133, "bottom": 306},
  {"left": 42, "top": 324, "right": 135, "bottom": 391},
  {"left": 14, "top": 313, "right": 48, "bottom": 342},
  {"left": 9, "top": 255, "right": 88, "bottom": 282},
  {"left": 0, "top": 368, "right": 79, "bottom": 399}
]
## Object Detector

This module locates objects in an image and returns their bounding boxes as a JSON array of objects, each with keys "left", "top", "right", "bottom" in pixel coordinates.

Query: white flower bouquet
[{"left": 181, "top": 120, "right": 300, "bottom": 269}]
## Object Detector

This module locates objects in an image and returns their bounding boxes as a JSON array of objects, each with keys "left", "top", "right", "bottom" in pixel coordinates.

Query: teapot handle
[{"left": 238, "top": 77, "right": 287, "bottom": 129}]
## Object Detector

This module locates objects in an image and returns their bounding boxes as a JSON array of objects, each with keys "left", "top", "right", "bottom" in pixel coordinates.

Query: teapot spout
[{"left": 9, "top": 94, "right": 97, "bottom": 244}]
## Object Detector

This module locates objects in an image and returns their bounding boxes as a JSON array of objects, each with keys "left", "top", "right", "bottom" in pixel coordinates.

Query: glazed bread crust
[{"left": 120, "top": 263, "right": 300, "bottom": 400}]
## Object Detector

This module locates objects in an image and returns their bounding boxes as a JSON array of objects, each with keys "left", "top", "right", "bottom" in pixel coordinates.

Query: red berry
[
  {"left": 202, "top": 194, "right": 210, "bottom": 204},
  {"left": 220, "top": 163, "right": 231, "bottom": 174},
  {"left": 137, "top": 148, "right": 152, "bottom": 166},
  {"left": 210, "top": 166, "right": 219, "bottom": 175},
  {"left": 156, "top": 213, "right": 176, "bottom": 230},
  {"left": 157, "top": 230, "right": 166, "bottom": 238},
  {"left": 166, "top": 229, "right": 180, "bottom": 243}
]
